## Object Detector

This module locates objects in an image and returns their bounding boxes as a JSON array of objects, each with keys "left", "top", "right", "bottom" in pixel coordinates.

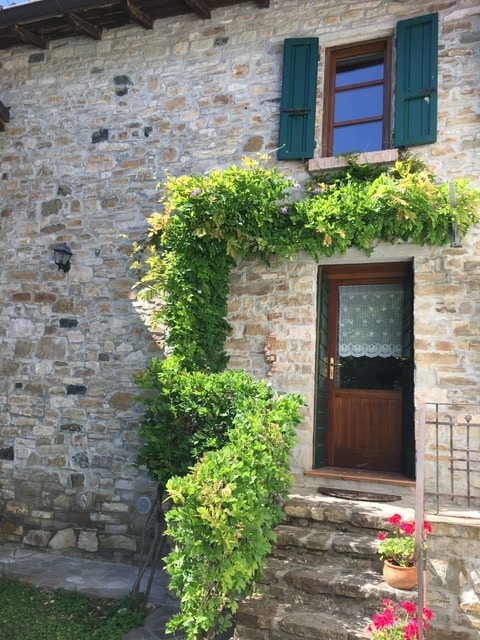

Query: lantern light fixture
[{"left": 52, "top": 243, "right": 73, "bottom": 272}]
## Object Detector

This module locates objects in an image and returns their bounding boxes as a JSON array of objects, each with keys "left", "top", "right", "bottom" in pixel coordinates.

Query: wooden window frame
[{"left": 321, "top": 38, "right": 392, "bottom": 158}]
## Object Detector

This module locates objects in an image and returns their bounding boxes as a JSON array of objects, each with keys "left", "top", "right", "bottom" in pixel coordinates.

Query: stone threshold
[{"left": 302, "top": 468, "right": 480, "bottom": 525}]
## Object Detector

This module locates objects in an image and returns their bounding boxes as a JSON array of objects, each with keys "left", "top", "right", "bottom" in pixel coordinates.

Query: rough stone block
[
  {"left": 100, "top": 535, "right": 136, "bottom": 551},
  {"left": 49, "top": 527, "right": 76, "bottom": 550},
  {"left": 78, "top": 530, "right": 99, "bottom": 553},
  {"left": 235, "top": 595, "right": 278, "bottom": 630},
  {"left": 23, "top": 529, "right": 52, "bottom": 548},
  {"left": 279, "top": 610, "right": 347, "bottom": 640},
  {"left": 35, "top": 337, "right": 67, "bottom": 360}
]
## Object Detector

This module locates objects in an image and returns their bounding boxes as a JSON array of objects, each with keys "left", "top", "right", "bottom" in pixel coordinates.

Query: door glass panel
[{"left": 337, "top": 283, "right": 404, "bottom": 390}]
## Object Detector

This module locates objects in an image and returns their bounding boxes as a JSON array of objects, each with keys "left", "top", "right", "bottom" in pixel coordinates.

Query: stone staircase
[{"left": 234, "top": 491, "right": 417, "bottom": 640}]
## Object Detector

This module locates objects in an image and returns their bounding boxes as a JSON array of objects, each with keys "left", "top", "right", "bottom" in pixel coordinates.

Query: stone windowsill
[{"left": 307, "top": 149, "right": 399, "bottom": 175}]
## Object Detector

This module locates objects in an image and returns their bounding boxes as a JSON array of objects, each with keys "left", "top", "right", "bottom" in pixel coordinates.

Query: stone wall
[
  {"left": 0, "top": 0, "right": 479, "bottom": 559},
  {"left": 428, "top": 516, "right": 480, "bottom": 639}
]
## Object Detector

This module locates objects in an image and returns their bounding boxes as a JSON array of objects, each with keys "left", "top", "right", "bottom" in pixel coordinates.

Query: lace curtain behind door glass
[{"left": 338, "top": 284, "right": 404, "bottom": 357}]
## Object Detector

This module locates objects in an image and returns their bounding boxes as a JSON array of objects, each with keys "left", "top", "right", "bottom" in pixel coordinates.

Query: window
[
  {"left": 322, "top": 40, "right": 391, "bottom": 157},
  {"left": 278, "top": 13, "right": 438, "bottom": 161}
]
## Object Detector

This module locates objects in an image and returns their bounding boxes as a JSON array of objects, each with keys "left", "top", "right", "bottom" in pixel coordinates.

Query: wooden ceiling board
[{"left": 0, "top": 0, "right": 263, "bottom": 50}]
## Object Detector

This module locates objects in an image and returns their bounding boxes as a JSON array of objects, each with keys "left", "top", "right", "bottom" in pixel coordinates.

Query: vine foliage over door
[{"left": 133, "top": 155, "right": 479, "bottom": 373}]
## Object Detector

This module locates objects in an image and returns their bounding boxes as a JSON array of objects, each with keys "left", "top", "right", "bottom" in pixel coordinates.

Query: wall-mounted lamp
[{"left": 53, "top": 243, "right": 73, "bottom": 272}]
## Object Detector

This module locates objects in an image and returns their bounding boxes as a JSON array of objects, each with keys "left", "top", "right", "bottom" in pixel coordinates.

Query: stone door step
[{"left": 235, "top": 599, "right": 370, "bottom": 640}]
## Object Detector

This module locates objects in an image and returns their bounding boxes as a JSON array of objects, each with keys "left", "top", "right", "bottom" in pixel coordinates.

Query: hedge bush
[
  {"left": 164, "top": 390, "right": 304, "bottom": 639},
  {"left": 135, "top": 357, "right": 273, "bottom": 488}
]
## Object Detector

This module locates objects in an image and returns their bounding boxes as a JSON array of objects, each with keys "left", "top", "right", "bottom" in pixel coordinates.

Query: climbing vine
[{"left": 133, "top": 155, "right": 479, "bottom": 372}]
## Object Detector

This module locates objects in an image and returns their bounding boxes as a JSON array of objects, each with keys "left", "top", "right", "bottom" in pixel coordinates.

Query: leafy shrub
[
  {"left": 164, "top": 391, "right": 304, "bottom": 639},
  {"left": 135, "top": 357, "right": 273, "bottom": 488}
]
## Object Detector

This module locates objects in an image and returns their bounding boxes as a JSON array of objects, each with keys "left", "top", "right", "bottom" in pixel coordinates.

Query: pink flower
[
  {"left": 367, "top": 600, "right": 433, "bottom": 640},
  {"left": 423, "top": 521, "right": 432, "bottom": 534},
  {"left": 423, "top": 608, "right": 433, "bottom": 622},
  {"left": 403, "top": 619, "right": 419, "bottom": 640},
  {"left": 372, "top": 607, "right": 396, "bottom": 629},
  {"left": 377, "top": 532, "right": 387, "bottom": 541},
  {"left": 400, "top": 521, "right": 415, "bottom": 536},
  {"left": 388, "top": 513, "right": 403, "bottom": 525},
  {"left": 401, "top": 601, "right": 417, "bottom": 616}
]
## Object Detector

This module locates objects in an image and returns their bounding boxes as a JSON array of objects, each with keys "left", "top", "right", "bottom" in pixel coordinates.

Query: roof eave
[{"left": 0, "top": 1, "right": 113, "bottom": 27}]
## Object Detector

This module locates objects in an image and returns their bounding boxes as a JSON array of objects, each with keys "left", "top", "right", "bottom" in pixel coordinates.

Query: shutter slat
[
  {"left": 394, "top": 13, "right": 438, "bottom": 147},
  {"left": 278, "top": 38, "right": 318, "bottom": 160}
]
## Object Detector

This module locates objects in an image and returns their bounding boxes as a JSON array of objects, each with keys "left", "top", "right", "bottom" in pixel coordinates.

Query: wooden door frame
[{"left": 319, "top": 262, "right": 412, "bottom": 470}]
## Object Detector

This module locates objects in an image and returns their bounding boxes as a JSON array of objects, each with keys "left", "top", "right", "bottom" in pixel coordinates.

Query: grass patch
[{"left": 0, "top": 576, "right": 146, "bottom": 640}]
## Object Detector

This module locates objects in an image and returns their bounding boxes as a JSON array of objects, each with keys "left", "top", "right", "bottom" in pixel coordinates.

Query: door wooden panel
[{"left": 333, "top": 389, "right": 402, "bottom": 470}]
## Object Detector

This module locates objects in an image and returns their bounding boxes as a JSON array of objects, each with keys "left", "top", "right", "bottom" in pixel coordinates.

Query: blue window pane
[
  {"left": 336, "top": 60, "right": 384, "bottom": 88},
  {"left": 334, "top": 85, "right": 384, "bottom": 123},
  {"left": 333, "top": 122, "right": 383, "bottom": 155}
]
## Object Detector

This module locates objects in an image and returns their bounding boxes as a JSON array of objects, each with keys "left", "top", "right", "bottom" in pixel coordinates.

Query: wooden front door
[{"left": 315, "top": 262, "right": 414, "bottom": 474}]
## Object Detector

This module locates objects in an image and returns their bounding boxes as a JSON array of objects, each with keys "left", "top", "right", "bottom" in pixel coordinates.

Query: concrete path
[{"left": 0, "top": 547, "right": 192, "bottom": 639}]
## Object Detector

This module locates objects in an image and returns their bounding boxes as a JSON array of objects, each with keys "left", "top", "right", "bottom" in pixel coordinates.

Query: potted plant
[
  {"left": 377, "top": 514, "right": 432, "bottom": 590},
  {"left": 367, "top": 598, "right": 433, "bottom": 640}
]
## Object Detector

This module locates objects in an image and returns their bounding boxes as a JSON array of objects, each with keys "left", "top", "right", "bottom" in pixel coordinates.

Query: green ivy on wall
[{"left": 133, "top": 155, "right": 479, "bottom": 372}]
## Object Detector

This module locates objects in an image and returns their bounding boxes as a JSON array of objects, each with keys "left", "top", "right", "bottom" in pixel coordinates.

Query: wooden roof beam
[
  {"left": 122, "top": 0, "right": 154, "bottom": 29},
  {"left": 11, "top": 24, "right": 49, "bottom": 49},
  {"left": 0, "top": 100, "right": 10, "bottom": 132},
  {"left": 183, "top": 0, "right": 211, "bottom": 19},
  {"left": 67, "top": 12, "right": 103, "bottom": 40}
]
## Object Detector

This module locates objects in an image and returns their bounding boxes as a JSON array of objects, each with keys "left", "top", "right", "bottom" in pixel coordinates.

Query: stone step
[
  {"left": 235, "top": 599, "right": 371, "bottom": 640},
  {"left": 262, "top": 559, "right": 415, "bottom": 610},
  {"left": 272, "top": 524, "right": 380, "bottom": 570},
  {"left": 282, "top": 493, "right": 414, "bottom": 532}
]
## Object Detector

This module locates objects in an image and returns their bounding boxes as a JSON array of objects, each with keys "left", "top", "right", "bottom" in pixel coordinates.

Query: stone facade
[
  {"left": 428, "top": 516, "right": 480, "bottom": 639},
  {"left": 0, "top": 0, "right": 479, "bottom": 561}
]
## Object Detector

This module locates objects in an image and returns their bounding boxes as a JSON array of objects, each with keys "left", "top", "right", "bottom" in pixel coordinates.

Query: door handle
[
  {"left": 329, "top": 357, "right": 335, "bottom": 380},
  {"left": 328, "top": 357, "right": 342, "bottom": 380}
]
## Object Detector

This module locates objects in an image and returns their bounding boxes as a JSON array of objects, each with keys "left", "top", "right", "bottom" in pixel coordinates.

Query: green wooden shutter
[
  {"left": 394, "top": 13, "right": 438, "bottom": 147},
  {"left": 278, "top": 38, "right": 318, "bottom": 160}
]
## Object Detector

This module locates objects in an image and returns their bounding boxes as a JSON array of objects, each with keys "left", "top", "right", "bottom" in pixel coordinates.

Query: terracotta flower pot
[{"left": 383, "top": 560, "right": 417, "bottom": 590}]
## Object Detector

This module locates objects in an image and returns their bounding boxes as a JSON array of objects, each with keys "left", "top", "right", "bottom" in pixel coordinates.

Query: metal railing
[
  {"left": 415, "top": 402, "right": 480, "bottom": 640},
  {"left": 419, "top": 402, "right": 480, "bottom": 515}
]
